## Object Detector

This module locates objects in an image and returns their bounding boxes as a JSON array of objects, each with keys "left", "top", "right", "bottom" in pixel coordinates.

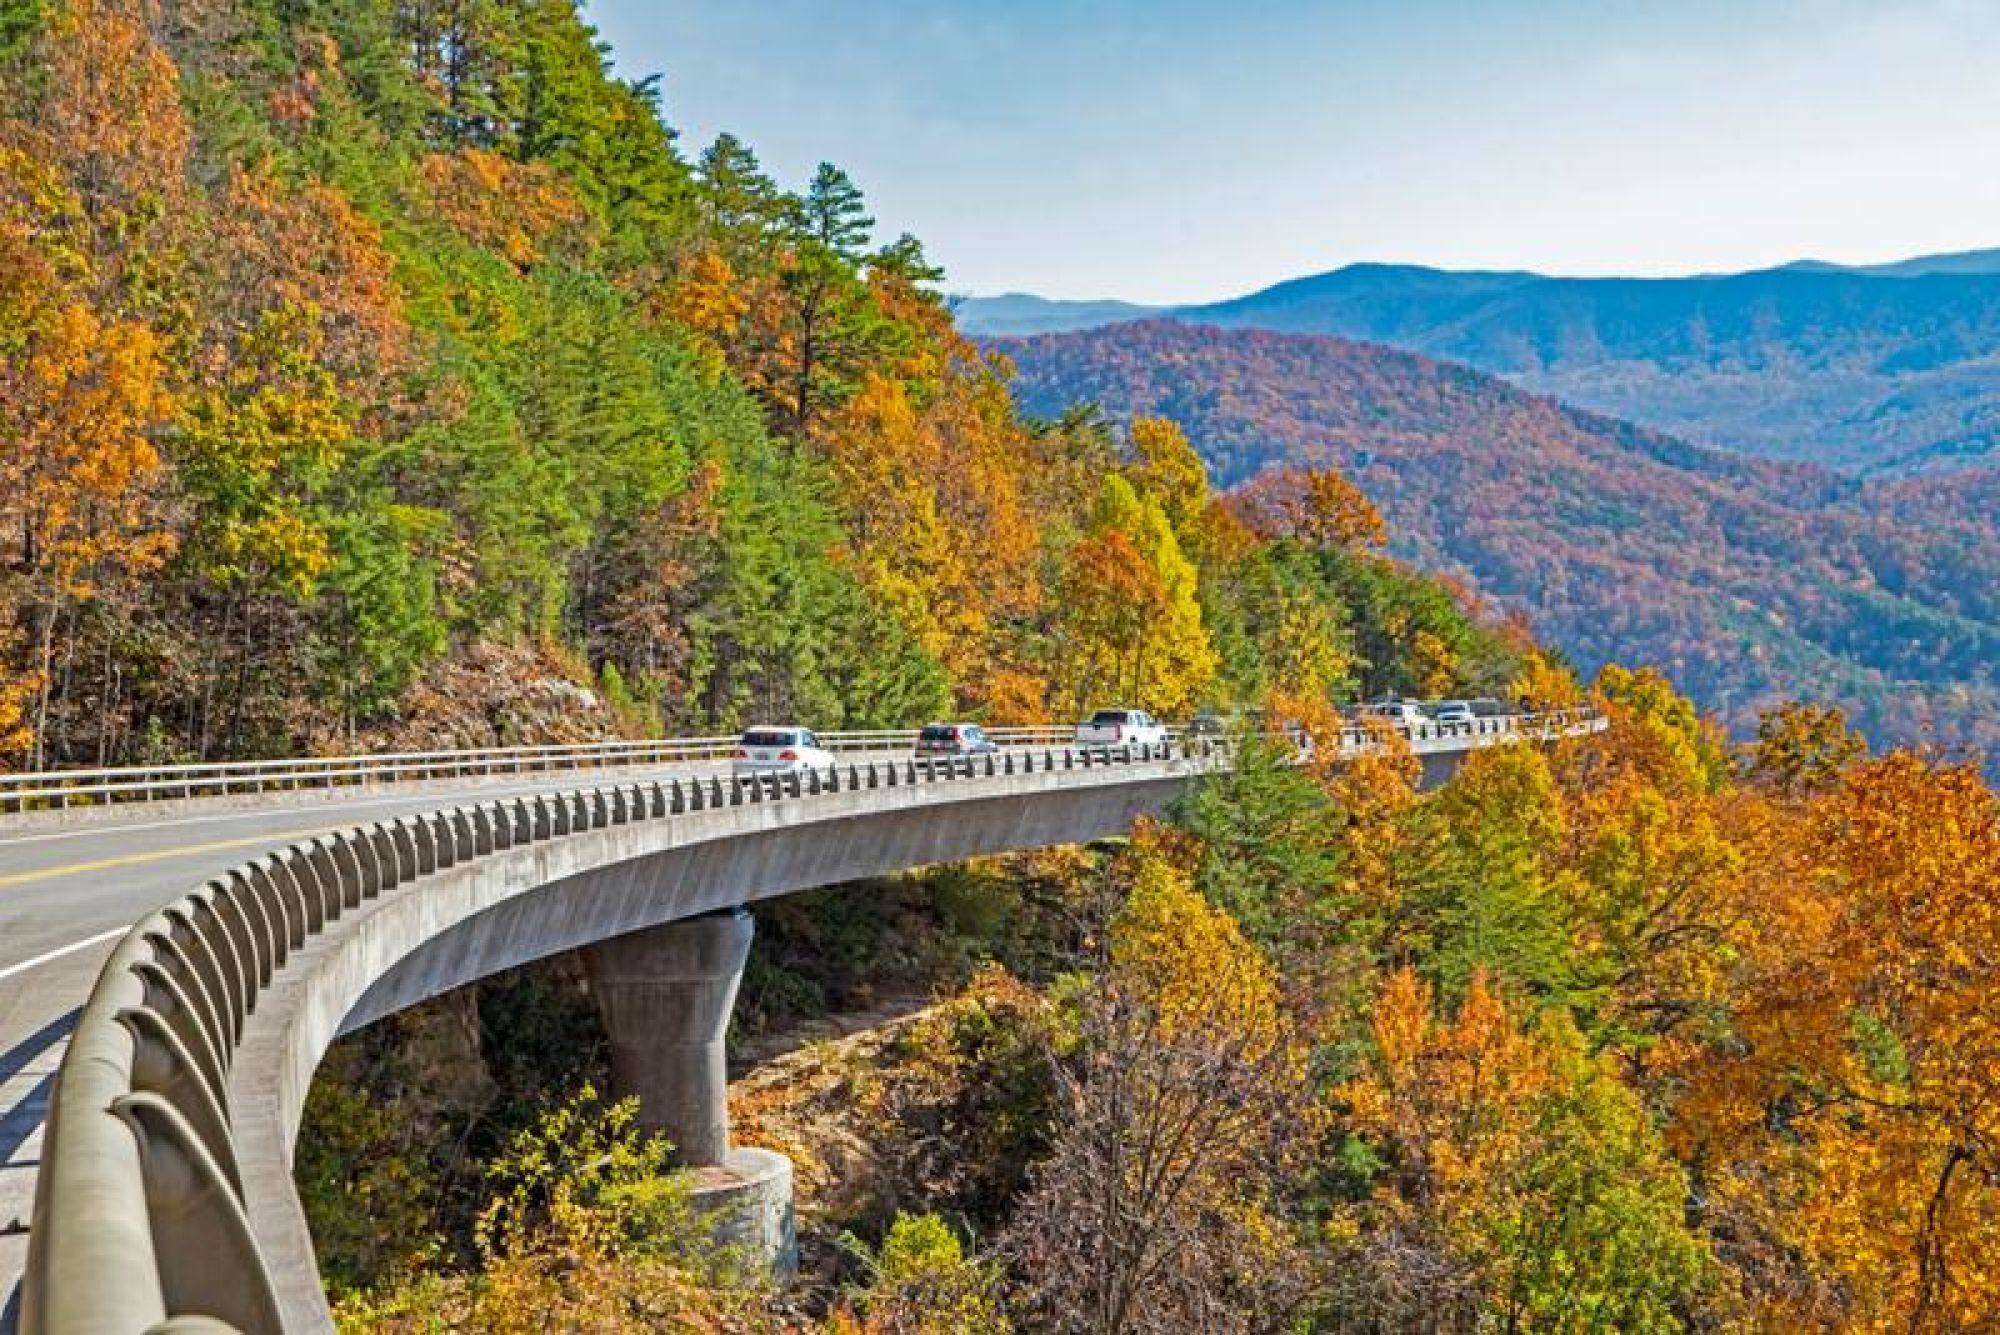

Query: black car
[{"left": 914, "top": 722, "right": 999, "bottom": 756}]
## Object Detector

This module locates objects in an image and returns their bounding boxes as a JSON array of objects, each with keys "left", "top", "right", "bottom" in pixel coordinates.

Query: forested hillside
[
  {"left": 0, "top": 0, "right": 1531, "bottom": 772},
  {"left": 963, "top": 258, "right": 2000, "bottom": 475},
  {"left": 998, "top": 319, "right": 2000, "bottom": 764}
]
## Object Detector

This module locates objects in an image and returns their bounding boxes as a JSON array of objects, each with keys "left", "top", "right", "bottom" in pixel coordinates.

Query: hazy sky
[{"left": 587, "top": 1, "right": 2000, "bottom": 304}]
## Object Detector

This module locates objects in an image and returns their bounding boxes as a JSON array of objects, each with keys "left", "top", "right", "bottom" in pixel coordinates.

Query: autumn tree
[
  {"left": 1230, "top": 463, "right": 1388, "bottom": 551},
  {"left": 1008, "top": 849, "right": 1313, "bottom": 1332},
  {"left": 1125, "top": 416, "right": 1209, "bottom": 542},
  {"left": 1747, "top": 699, "right": 1866, "bottom": 798},
  {"left": 1332, "top": 968, "right": 1710, "bottom": 1330},
  {"left": 1671, "top": 753, "right": 2000, "bottom": 1329},
  {"left": 0, "top": 300, "right": 175, "bottom": 765},
  {"left": 1056, "top": 474, "right": 1217, "bottom": 716}
]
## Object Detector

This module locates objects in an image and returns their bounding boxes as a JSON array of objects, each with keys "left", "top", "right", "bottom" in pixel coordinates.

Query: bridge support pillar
[
  {"left": 584, "top": 908, "right": 750, "bottom": 1165},
  {"left": 1418, "top": 749, "right": 1466, "bottom": 792},
  {"left": 582, "top": 908, "right": 795, "bottom": 1279}
]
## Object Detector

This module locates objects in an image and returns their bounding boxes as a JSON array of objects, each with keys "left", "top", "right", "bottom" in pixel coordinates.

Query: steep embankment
[{"left": 997, "top": 319, "right": 2000, "bottom": 759}]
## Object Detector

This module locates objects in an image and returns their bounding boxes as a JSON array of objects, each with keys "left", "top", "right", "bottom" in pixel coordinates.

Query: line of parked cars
[
  {"left": 726, "top": 710, "right": 1176, "bottom": 780},
  {"left": 1349, "top": 697, "right": 1509, "bottom": 729}
]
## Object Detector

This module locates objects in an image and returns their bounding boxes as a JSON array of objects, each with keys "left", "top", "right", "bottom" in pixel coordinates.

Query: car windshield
[
  {"left": 1090, "top": 710, "right": 1131, "bottom": 724},
  {"left": 741, "top": 729, "right": 797, "bottom": 748}
]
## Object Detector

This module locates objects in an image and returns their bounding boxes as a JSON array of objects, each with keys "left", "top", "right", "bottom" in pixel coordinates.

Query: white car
[
  {"left": 1074, "top": 708, "right": 1169, "bottom": 749},
  {"left": 1430, "top": 701, "right": 1479, "bottom": 729},
  {"left": 731, "top": 725, "right": 835, "bottom": 777},
  {"left": 1355, "top": 700, "right": 1429, "bottom": 730}
]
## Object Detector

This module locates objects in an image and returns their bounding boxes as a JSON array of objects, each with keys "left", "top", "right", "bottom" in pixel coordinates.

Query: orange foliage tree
[
  {"left": 1671, "top": 753, "right": 2000, "bottom": 1329},
  {"left": 1229, "top": 463, "right": 1388, "bottom": 551}
]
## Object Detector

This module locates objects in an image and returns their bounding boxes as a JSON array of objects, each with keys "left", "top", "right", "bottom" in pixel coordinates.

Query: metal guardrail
[
  {"left": 0, "top": 727, "right": 1085, "bottom": 814},
  {"left": 20, "top": 710, "right": 1604, "bottom": 1334},
  {"left": 0, "top": 712, "right": 1602, "bottom": 814}
]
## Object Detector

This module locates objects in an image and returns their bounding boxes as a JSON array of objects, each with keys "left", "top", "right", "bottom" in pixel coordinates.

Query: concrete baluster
[
  {"left": 149, "top": 923, "right": 233, "bottom": 1071},
  {"left": 222, "top": 870, "right": 279, "bottom": 984},
  {"left": 205, "top": 887, "right": 263, "bottom": 1001},
  {"left": 363, "top": 826, "right": 400, "bottom": 897},
  {"left": 390, "top": 819, "right": 423, "bottom": 882},
  {"left": 130, "top": 958, "right": 230, "bottom": 1120},
  {"left": 328, "top": 832, "right": 368, "bottom": 910},
  {"left": 271, "top": 851, "right": 323, "bottom": 937},
  {"left": 162, "top": 907, "right": 240, "bottom": 1053},
  {"left": 118, "top": 1007, "right": 241, "bottom": 1198},
  {"left": 110, "top": 1093, "right": 285, "bottom": 1335}
]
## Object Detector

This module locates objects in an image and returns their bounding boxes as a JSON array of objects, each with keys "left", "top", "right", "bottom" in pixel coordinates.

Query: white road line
[{"left": 0, "top": 928, "right": 130, "bottom": 984}]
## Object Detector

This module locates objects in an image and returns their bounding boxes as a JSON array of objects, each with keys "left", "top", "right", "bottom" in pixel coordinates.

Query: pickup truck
[{"left": 1074, "top": 708, "right": 1169, "bottom": 749}]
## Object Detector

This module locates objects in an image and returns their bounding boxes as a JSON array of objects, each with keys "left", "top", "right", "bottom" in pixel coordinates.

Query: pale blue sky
[{"left": 587, "top": 1, "right": 2000, "bottom": 304}]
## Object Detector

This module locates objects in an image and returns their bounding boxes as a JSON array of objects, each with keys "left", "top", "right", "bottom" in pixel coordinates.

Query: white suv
[
  {"left": 731, "top": 725, "right": 835, "bottom": 776},
  {"left": 1356, "top": 700, "right": 1429, "bottom": 730},
  {"left": 1074, "top": 708, "right": 1169, "bottom": 749}
]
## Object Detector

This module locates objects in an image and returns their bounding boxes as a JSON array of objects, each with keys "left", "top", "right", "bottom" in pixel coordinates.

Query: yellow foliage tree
[
  {"left": 1063, "top": 473, "right": 1217, "bottom": 717},
  {"left": 1670, "top": 753, "right": 2000, "bottom": 1330},
  {"left": 1125, "top": 416, "right": 1210, "bottom": 544}
]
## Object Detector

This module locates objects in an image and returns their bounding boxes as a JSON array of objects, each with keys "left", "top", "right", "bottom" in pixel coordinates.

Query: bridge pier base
[{"left": 582, "top": 908, "right": 796, "bottom": 1280}]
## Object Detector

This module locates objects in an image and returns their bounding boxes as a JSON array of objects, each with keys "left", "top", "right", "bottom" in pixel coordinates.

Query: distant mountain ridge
[
  {"left": 995, "top": 319, "right": 2000, "bottom": 765},
  {"left": 961, "top": 250, "right": 2000, "bottom": 474}
]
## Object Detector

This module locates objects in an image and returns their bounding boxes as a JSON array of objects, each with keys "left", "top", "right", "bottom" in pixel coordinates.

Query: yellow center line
[{"left": 0, "top": 826, "right": 337, "bottom": 889}]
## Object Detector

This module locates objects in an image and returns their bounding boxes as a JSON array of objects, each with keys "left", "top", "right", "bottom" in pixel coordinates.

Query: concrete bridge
[{"left": 0, "top": 712, "right": 1602, "bottom": 1333}]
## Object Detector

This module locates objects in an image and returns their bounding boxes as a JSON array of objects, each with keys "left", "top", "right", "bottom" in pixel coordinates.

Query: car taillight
[
  {"left": 732, "top": 747, "right": 748, "bottom": 758},
  {"left": 1114, "top": 725, "right": 1125, "bottom": 740},
  {"left": 779, "top": 749, "right": 799, "bottom": 761}
]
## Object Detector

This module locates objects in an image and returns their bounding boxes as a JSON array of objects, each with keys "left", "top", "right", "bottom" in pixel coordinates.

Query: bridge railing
[
  {"left": 0, "top": 726, "right": 1083, "bottom": 814},
  {"left": 0, "top": 710, "right": 1605, "bottom": 814}
]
